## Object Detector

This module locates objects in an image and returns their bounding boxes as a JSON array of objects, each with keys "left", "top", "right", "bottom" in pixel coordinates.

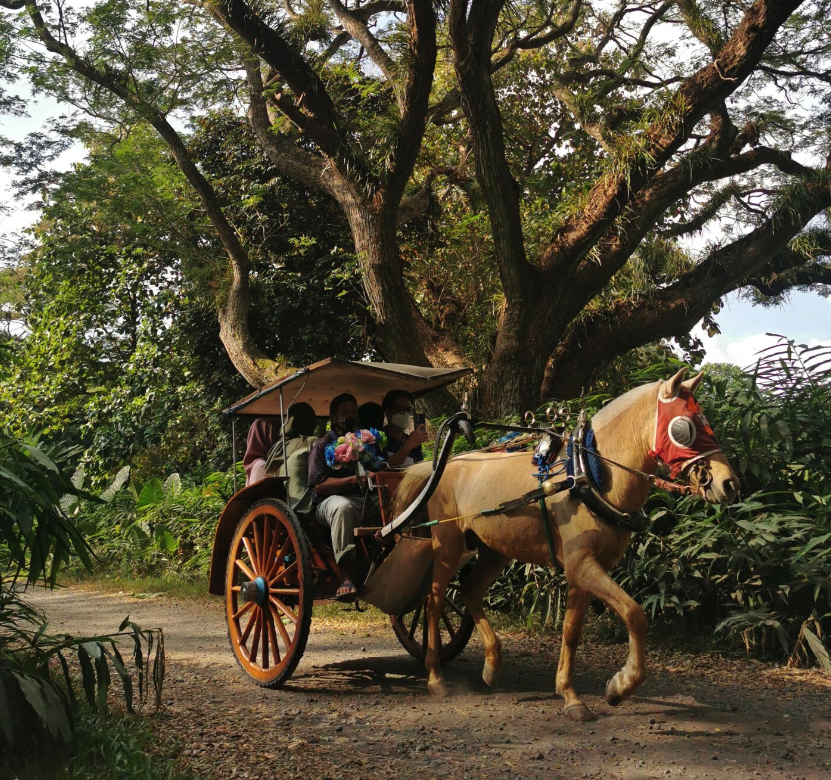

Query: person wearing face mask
[
  {"left": 381, "top": 389, "right": 429, "bottom": 468},
  {"left": 307, "top": 393, "right": 375, "bottom": 601}
]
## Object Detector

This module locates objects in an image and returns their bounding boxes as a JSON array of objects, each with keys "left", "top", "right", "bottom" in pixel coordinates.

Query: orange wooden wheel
[
  {"left": 390, "top": 576, "right": 474, "bottom": 663},
  {"left": 225, "top": 499, "right": 312, "bottom": 687}
]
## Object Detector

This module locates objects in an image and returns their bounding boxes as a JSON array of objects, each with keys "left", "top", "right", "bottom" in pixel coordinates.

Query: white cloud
[{"left": 701, "top": 332, "right": 831, "bottom": 369}]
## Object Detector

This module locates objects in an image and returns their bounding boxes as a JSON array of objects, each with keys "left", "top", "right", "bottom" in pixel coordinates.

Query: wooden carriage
[{"left": 208, "top": 359, "right": 476, "bottom": 688}]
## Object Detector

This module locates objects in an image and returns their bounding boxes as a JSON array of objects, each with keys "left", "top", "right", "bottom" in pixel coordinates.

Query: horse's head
[{"left": 651, "top": 368, "right": 739, "bottom": 504}]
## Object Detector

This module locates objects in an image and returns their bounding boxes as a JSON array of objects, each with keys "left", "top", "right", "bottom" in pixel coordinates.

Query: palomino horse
[{"left": 393, "top": 369, "right": 739, "bottom": 721}]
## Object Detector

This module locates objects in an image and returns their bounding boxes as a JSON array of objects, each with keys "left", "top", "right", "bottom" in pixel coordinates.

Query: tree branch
[
  {"left": 210, "top": 0, "right": 344, "bottom": 154},
  {"left": 540, "top": 0, "right": 805, "bottom": 277},
  {"left": 244, "top": 57, "right": 333, "bottom": 193},
  {"left": 542, "top": 178, "right": 831, "bottom": 399}
]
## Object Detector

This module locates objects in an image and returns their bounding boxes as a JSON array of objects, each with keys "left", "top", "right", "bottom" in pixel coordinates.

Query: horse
[{"left": 392, "top": 368, "right": 739, "bottom": 721}]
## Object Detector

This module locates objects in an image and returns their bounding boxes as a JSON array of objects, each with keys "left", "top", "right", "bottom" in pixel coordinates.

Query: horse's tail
[{"left": 391, "top": 461, "right": 433, "bottom": 517}]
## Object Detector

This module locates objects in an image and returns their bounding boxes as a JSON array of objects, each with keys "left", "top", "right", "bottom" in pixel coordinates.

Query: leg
[
  {"left": 459, "top": 545, "right": 508, "bottom": 687},
  {"left": 316, "top": 495, "right": 365, "bottom": 595},
  {"left": 555, "top": 587, "right": 594, "bottom": 721},
  {"left": 570, "top": 558, "right": 648, "bottom": 707},
  {"left": 424, "top": 530, "right": 466, "bottom": 697}
]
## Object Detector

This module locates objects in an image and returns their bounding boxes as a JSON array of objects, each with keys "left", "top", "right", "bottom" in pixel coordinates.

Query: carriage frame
[{"left": 208, "top": 359, "right": 478, "bottom": 688}]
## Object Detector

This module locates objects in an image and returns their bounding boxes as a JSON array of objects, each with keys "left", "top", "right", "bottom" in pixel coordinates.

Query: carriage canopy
[{"left": 224, "top": 359, "right": 473, "bottom": 417}]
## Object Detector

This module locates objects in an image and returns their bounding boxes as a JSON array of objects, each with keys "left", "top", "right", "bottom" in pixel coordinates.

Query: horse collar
[{"left": 566, "top": 412, "right": 648, "bottom": 533}]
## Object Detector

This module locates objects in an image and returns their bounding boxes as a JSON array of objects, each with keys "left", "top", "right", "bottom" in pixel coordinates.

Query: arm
[
  {"left": 313, "top": 474, "right": 362, "bottom": 496},
  {"left": 384, "top": 430, "right": 428, "bottom": 467}
]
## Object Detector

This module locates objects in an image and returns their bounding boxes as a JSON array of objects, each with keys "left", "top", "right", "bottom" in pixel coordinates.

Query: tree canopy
[{"left": 1, "top": 0, "right": 830, "bottom": 415}]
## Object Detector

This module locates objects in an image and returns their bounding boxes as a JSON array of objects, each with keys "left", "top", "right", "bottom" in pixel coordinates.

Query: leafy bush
[
  {"left": 69, "top": 468, "right": 235, "bottom": 578},
  {"left": 0, "top": 432, "right": 166, "bottom": 775}
]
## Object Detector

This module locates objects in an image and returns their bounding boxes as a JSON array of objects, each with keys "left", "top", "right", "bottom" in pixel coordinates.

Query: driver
[{"left": 307, "top": 393, "right": 374, "bottom": 601}]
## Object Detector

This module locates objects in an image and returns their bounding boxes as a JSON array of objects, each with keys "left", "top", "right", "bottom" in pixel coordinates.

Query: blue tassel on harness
[{"left": 567, "top": 428, "right": 604, "bottom": 490}]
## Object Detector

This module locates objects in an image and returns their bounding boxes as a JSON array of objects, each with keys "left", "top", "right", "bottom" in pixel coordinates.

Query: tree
[
  {"left": 0, "top": 119, "right": 364, "bottom": 477},
  {"left": 1, "top": 0, "right": 830, "bottom": 415}
]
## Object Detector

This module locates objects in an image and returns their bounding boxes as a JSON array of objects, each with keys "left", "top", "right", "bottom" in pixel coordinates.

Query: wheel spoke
[
  {"left": 240, "top": 609, "right": 257, "bottom": 645},
  {"left": 232, "top": 601, "right": 255, "bottom": 621},
  {"left": 269, "top": 595, "right": 298, "bottom": 624},
  {"left": 269, "top": 587, "right": 300, "bottom": 595},
  {"left": 265, "top": 532, "right": 291, "bottom": 580},
  {"left": 235, "top": 558, "right": 257, "bottom": 581},
  {"left": 445, "top": 597, "right": 465, "bottom": 619},
  {"left": 250, "top": 611, "right": 263, "bottom": 663},
  {"left": 269, "top": 560, "right": 298, "bottom": 586},
  {"left": 241, "top": 537, "right": 258, "bottom": 574},
  {"left": 441, "top": 611, "right": 456, "bottom": 639},
  {"left": 252, "top": 520, "right": 261, "bottom": 572},
  {"left": 261, "top": 608, "right": 270, "bottom": 669},
  {"left": 262, "top": 519, "right": 278, "bottom": 574},
  {"left": 407, "top": 604, "right": 423, "bottom": 640},
  {"left": 264, "top": 607, "right": 281, "bottom": 665},
  {"left": 273, "top": 609, "right": 292, "bottom": 650}
]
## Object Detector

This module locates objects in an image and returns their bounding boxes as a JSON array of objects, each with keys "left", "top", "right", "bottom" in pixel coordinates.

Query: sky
[{"left": 2, "top": 93, "right": 830, "bottom": 369}]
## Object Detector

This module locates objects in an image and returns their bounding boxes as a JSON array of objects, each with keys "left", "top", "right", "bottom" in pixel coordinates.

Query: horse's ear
[
  {"left": 659, "top": 367, "right": 688, "bottom": 400},
  {"left": 682, "top": 371, "right": 704, "bottom": 394}
]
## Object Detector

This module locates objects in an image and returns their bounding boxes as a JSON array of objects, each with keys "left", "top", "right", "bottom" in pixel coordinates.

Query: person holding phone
[{"left": 381, "top": 389, "right": 429, "bottom": 467}]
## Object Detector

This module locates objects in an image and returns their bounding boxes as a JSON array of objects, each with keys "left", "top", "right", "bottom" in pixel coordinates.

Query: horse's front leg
[
  {"left": 572, "top": 558, "right": 648, "bottom": 706},
  {"left": 555, "top": 586, "right": 594, "bottom": 721},
  {"left": 425, "top": 533, "right": 464, "bottom": 697},
  {"left": 459, "top": 544, "right": 508, "bottom": 687}
]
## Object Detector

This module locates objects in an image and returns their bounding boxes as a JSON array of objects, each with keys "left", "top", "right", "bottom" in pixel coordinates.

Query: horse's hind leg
[
  {"left": 572, "top": 558, "right": 648, "bottom": 707},
  {"left": 555, "top": 587, "right": 594, "bottom": 722},
  {"left": 459, "top": 545, "right": 508, "bottom": 687}
]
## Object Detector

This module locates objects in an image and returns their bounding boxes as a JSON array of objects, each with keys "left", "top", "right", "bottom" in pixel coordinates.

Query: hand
[
  {"left": 356, "top": 473, "right": 369, "bottom": 491},
  {"left": 407, "top": 426, "right": 429, "bottom": 449}
]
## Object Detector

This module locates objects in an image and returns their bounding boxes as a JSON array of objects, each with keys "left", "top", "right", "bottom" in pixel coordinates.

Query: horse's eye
[{"left": 668, "top": 416, "right": 697, "bottom": 448}]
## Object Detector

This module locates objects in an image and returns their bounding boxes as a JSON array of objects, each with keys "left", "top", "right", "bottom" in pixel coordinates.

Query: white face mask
[{"left": 390, "top": 412, "right": 412, "bottom": 430}]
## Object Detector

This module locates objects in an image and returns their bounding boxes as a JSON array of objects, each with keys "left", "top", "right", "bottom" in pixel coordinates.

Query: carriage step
[{"left": 354, "top": 527, "right": 383, "bottom": 536}]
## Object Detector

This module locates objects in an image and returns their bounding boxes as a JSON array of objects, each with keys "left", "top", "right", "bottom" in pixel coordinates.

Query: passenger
[
  {"left": 264, "top": 402, "right": 318, "bottom": 513},
  {"left": 358, "top": 401, "right": 385, "bottom": 432},
  {"left": 243, "top": 417, "right": 279, "bottom": 486},
  {"left": 381, "top": 389, "right": 428, "bottom": 467},
  {"left": 307, "top": 393, "right": 376, "bottom": 601}
]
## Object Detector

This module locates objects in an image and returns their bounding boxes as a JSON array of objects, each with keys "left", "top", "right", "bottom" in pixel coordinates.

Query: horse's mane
[{"left": 590, "top": 380, "right": 658, "bottom": 428}]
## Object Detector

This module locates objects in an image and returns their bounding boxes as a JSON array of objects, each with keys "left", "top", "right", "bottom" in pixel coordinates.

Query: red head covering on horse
[{"left": 649, "top": 385, "right": 721, "bottom": 478}]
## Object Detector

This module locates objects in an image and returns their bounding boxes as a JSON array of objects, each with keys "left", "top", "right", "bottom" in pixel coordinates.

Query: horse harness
[{"left": 466, "top": 392, "right": 725, "bottom": 562}]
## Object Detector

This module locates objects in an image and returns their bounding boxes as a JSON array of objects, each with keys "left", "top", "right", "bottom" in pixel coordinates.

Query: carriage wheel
[
  {"left": 225, "top": 498, "right": 313, "bottom": 688},
  {"left": 390, "top": 575, "right": 475, "bottom": 663}
]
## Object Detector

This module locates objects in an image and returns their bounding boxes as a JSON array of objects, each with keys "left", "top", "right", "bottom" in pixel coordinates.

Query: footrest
[{"left": 354, "top": 527, "right": 383, "bottom": 537}]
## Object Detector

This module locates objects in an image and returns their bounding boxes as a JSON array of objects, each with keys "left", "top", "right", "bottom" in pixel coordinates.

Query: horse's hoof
[
  {"left": 482, "top": 660, "right": 500, "bottom": 687},
  {"left": 564, "top": 703, "right": 595, "bottom": 722},
  {"left": 428, "top": 680, "right": 449, "bottom": 697},
  {"left": 605, "top": 677, "right": 624, "bottom": 706}
]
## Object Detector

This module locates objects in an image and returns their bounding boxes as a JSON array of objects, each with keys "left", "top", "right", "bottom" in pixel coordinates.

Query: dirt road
[{"left": 29, "top": 587, "right": 831, "bottom": 780}]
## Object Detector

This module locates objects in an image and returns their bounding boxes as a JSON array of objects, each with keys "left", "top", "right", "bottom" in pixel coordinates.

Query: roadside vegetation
[{"left": 50, "top": 338, "right": 831, "bottom": 673}]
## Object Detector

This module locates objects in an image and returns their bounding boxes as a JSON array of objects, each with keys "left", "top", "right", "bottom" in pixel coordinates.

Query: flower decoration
[{"left": 325, "top": 428, "right": 387, "bottom": 471}]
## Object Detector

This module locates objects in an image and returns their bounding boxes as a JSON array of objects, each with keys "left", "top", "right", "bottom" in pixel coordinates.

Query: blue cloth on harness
[{"left": 567, "top": 428, "right": 604, "bottom": 489}]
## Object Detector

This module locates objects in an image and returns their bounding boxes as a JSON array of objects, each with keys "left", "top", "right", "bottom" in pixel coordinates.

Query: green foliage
[
  {"left": 0, "top": 431, "right": 91, "bottom": 586},
  {"left": 0, "top": 434, "right": 166, "bottom": 776},
  {"left": 70, "top": 468, "right": 233, "bottom": 578}
]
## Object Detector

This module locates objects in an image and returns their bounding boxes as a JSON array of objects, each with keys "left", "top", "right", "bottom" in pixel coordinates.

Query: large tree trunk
[{"left": 477, "top": 299, "right": 551, "bottom": 417}]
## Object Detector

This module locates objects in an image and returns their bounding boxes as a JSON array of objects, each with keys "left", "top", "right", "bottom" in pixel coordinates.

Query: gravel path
[{"left": 28, "top": 586, "right": 831, "bottom": 780}]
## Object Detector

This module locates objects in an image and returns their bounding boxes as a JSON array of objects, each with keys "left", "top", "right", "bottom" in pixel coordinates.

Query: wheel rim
[{"left": 226, "top": 504, "right": 305, "bottom": 682}]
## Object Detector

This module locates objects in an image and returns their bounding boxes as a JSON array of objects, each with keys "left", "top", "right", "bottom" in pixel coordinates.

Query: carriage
[
  {"left": 209, "top": 358, "right": 738, "bottom": 718},
  {"left": 207, "top": 358, "right": 478, "bottom": 688}
]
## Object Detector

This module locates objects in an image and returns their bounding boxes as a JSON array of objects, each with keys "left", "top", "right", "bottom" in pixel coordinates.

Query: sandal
[{"left": 335, "top": 579, "right": 357, "bottom": 602}]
